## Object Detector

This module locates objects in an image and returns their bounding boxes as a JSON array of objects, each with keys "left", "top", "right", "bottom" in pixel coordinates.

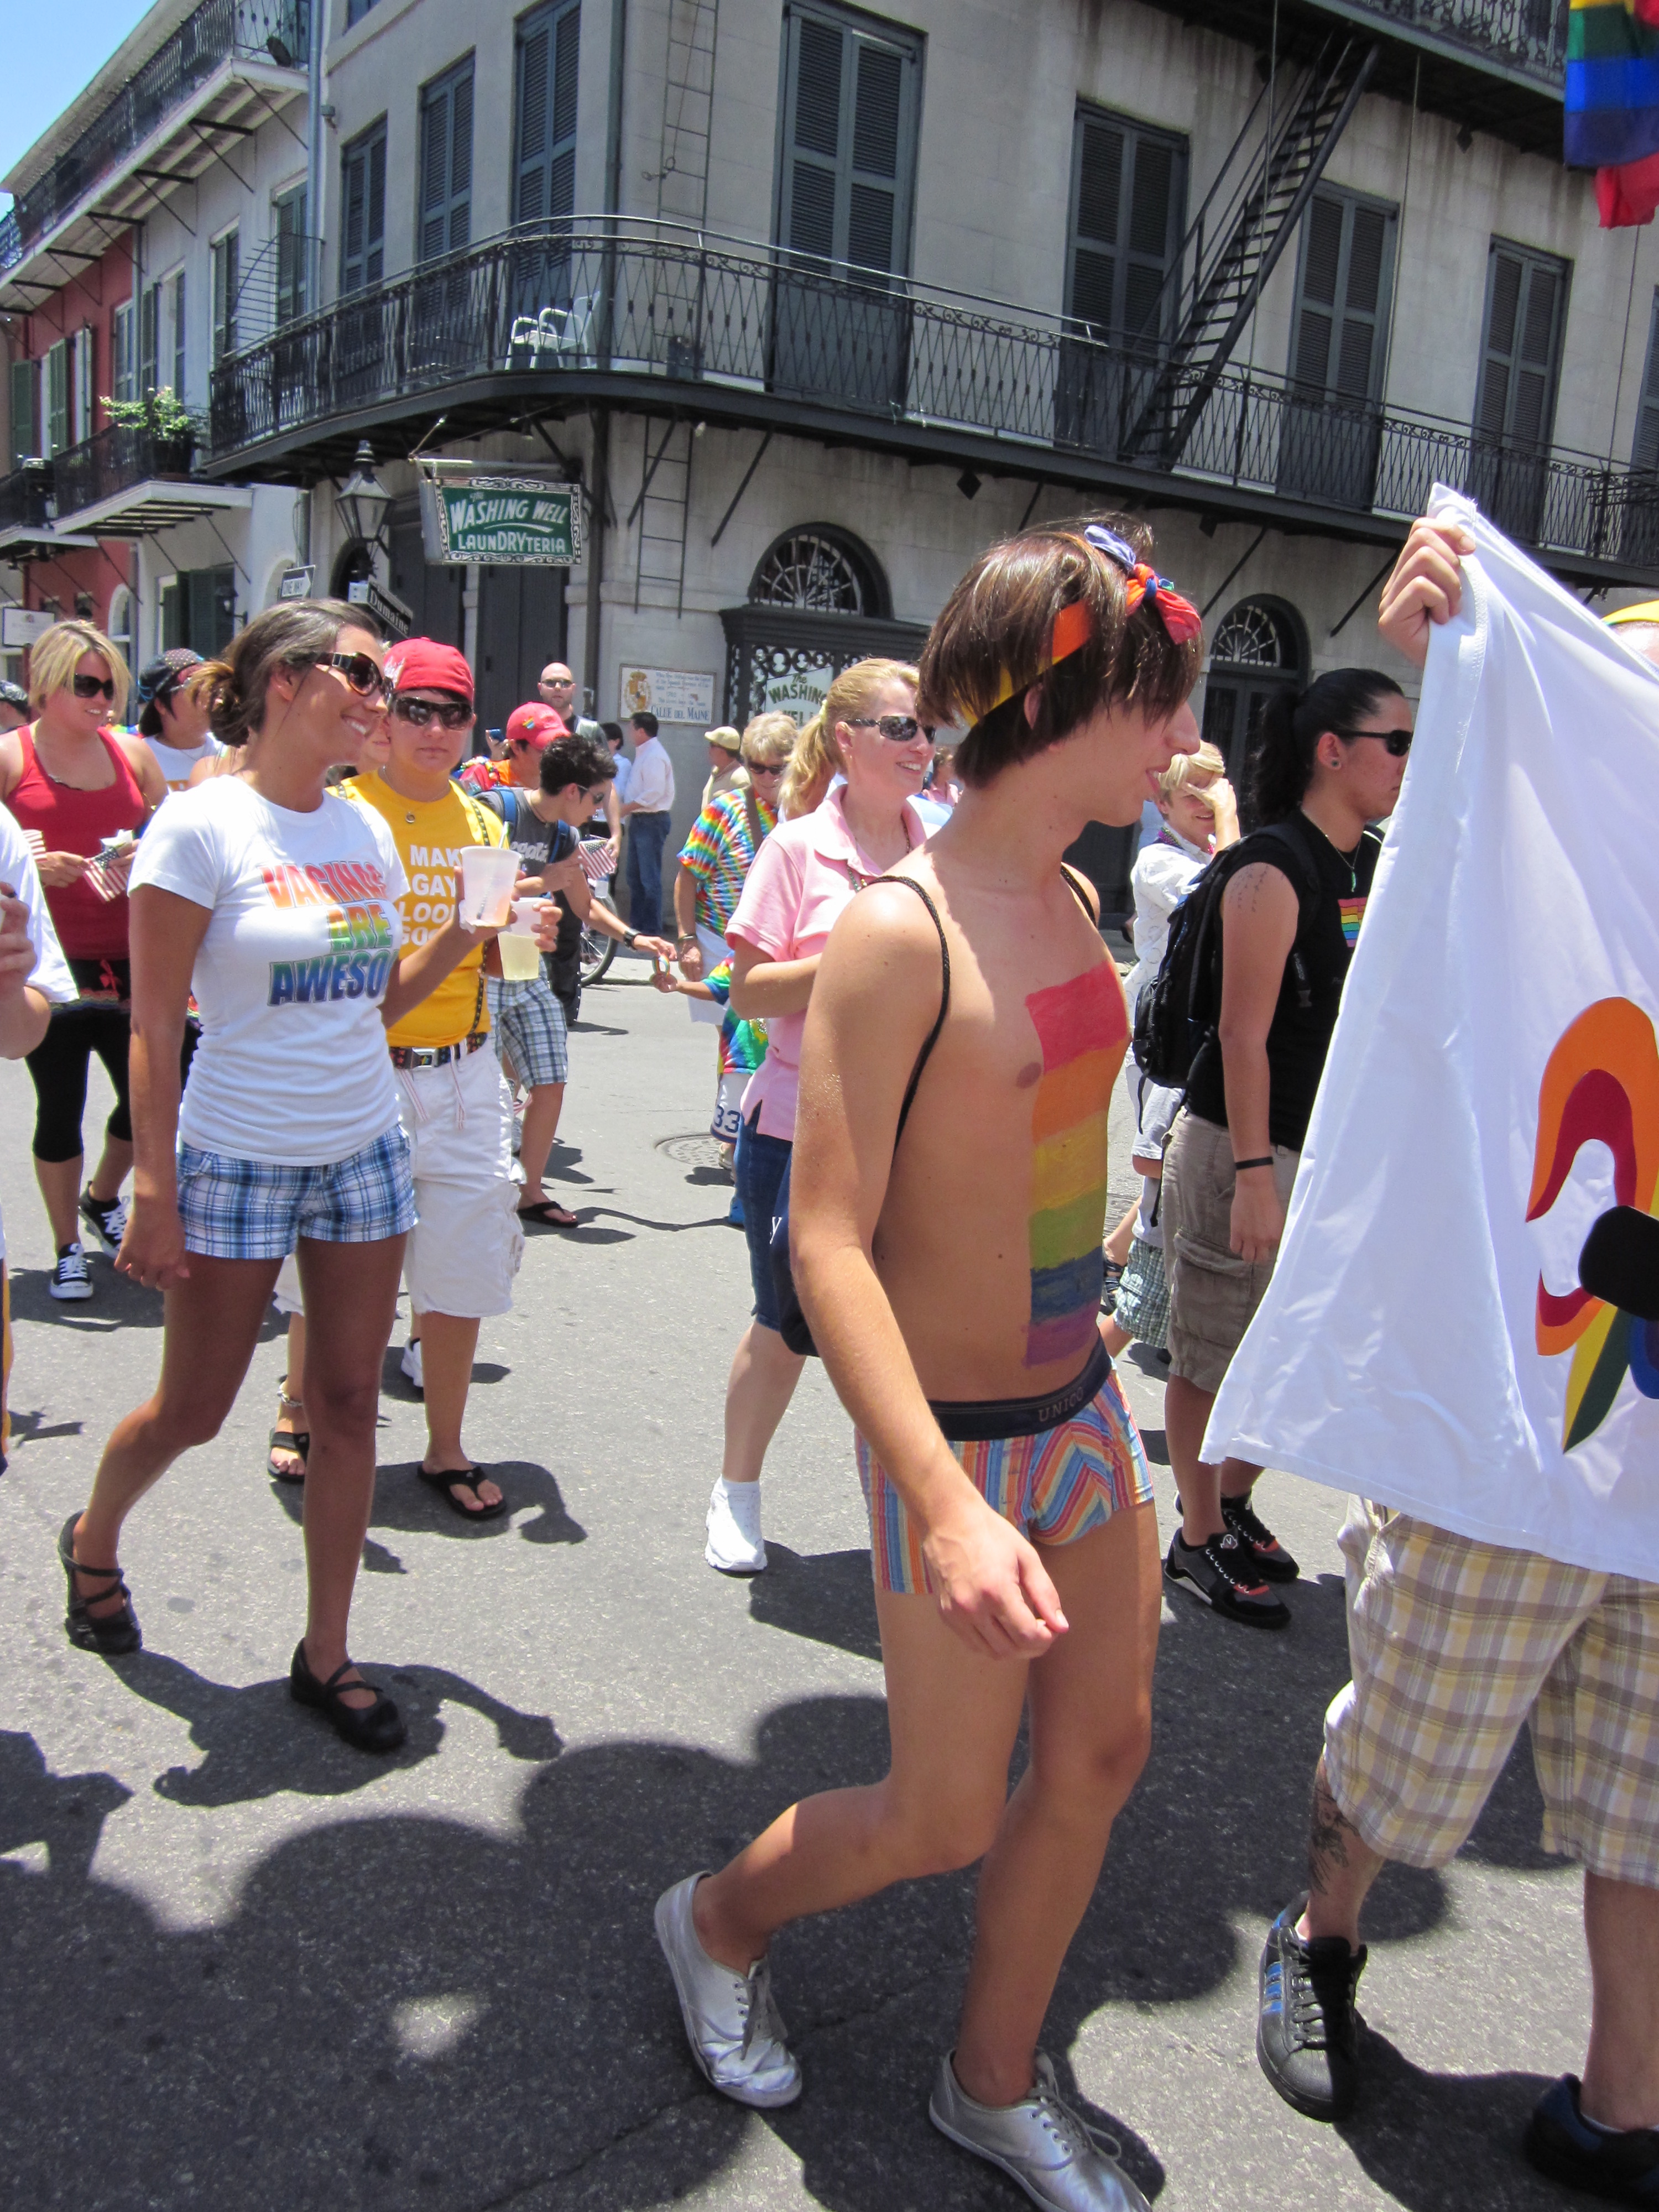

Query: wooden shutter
[
  {"left": 45, "top": 341, "right": 68, "bottom": 456},
  {"left": 112, "top": 304, "right": 135, "bottom": 404},
  {"left": 1478, "top": 239, "right": 1567, "bottom": 450},
  {"left": 274, "top": 186, "right": 308, "bottom": 324},
  {"left": 776, "top": 4, "right": 919, "bottom": 275},
  {"left": 171, "top": 271, "right": 187, "bottom": 397},
  {"left": 1635, "top": 291, "right": 1659, "bottom": 471},
  {"left": 1291, "top": 190, "right": 1395, "bottom": 401},
  {"left": 341, "top": 123, "right": 387, "bottom": 294},
  {"left": 1065, "top": 108, "right": 1184, "bottom": 343},
  {"left": 420, "top": 58, "right": 474, "bottom": 261},
  {"left": 514, "top": 1, "right": 580, "bottom": 226},
  {"left": 9, "top": 357, "right": 38, "bottom": 467},
  {"left": 139, "top": 283, "right": 159, "bottom": 395},
  {"left": 212, "top": 232, "right": 239, "bottom": 363}
]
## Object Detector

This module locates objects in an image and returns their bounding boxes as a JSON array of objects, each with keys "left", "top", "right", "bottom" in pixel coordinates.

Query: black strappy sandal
[
  {"left": 58, "top": 1514, "right": 142, "bottom": 1655},
  {"left": 418, "top": 1465, "right": 510, "bottom": 1520},
  {"left": 267, "top": 1380, "right": 309, "bottom": 1483},
  {"left": 289, "top": 1642, "right": 406, "bottom": 1754}
]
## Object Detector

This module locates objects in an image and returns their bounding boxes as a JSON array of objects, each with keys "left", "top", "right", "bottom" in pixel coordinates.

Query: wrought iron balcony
[
  {"left": 4, "top": 0, "right": 309, "bottom": 269},
  {"left": 0, "top": 460, "right": 55, "bottom": 536},
  {"left": 1353, "top": 0, "right": 1568, "bottom": 84},
  {"left": 46, "top": 412, "right": 260, "bottom": 541},
  {"left": 207, "top": 221, "right": 1659, "bottom": 580}
]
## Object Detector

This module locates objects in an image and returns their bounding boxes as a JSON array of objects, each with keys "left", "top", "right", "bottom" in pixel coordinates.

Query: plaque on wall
[{"left": 618, "top": 665, "right": 717, "bottom": 724}]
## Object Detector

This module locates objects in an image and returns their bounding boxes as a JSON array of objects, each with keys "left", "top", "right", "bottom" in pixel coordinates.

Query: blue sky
[{"left": 1, "top": 1, "right": 155, "bottom": 202}]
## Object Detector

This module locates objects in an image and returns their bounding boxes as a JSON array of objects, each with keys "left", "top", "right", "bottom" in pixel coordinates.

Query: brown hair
[
  {"left": 27, "top": 619, "right": 132, "bottom": 718},
  {"left": 196, "top": 599, "right": 374, "bottom": 749},
  {"left": 778, "top": 659, "right": 919, "bottom": 819},
  {"left": 919, "top": 513, "right": 1201, "bottom": 789}
]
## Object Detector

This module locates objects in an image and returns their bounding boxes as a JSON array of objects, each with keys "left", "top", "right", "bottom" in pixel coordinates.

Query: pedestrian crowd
[{"left": 0, "top": 501, "right": 1653, "bottom": 2212}]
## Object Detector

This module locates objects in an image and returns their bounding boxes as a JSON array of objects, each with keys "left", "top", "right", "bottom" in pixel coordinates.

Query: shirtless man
[{"left": 656, "top": 519, "right": 1202, "bottom": 2210}]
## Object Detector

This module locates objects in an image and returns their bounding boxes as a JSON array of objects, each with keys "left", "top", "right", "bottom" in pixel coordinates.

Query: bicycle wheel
[{"left": 580, "top": 912, "right": 618, "bottom": 985}]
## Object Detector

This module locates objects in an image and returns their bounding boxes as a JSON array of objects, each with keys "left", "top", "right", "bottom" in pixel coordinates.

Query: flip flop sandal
[
  {"left": 267, "top": 1428, "right": 310, "bottom": 1483},
  {"left": 418, "top": 1465, "right": 510, "bottom": 1520},
  {"left": 518, "top": 1198, "right": 578, "bottom": 1227}
]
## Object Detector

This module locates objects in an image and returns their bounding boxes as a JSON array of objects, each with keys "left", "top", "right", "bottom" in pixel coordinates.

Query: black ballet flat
[
  {"left": 289, "top": 1641, "right": 406, "bottom": 1754},
  {"left": 58, "top": 1514, "right": 142, "bottom": 1655}
]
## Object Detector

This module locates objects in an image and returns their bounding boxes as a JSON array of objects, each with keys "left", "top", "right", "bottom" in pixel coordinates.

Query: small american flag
[{"left": 578, "top": 842, "right": 614, "bottom": 886}]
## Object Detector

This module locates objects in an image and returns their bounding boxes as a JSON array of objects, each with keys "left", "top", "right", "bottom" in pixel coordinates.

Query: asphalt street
[{"left": 0, "top": 945, "right": 1591, "bottom": 2212}]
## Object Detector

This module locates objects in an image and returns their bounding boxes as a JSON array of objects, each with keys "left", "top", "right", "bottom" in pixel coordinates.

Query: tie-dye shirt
[{"left": 679, "top": 787, "right": 776, "bottom": 934}]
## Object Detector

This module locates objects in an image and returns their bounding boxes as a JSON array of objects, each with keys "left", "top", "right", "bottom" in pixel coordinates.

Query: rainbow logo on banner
[{"left": 1024, "top": 964, "right": 1127, "bottom": 1368}]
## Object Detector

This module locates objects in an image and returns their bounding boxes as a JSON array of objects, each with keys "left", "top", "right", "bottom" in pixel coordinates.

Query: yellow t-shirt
[{"left": 346, "top": 770, "right": 505, "bottom": 1051}]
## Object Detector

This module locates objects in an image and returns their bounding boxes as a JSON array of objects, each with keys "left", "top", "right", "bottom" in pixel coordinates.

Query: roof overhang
[
  {"left": 0, "top": 58, "right": 306, "bottom": 316},
  {"left": 58, "top": 480, "right": 252, "bottom": 538},
  {"left": 0, "top": 526, "right": 101, "bottom": 557}
]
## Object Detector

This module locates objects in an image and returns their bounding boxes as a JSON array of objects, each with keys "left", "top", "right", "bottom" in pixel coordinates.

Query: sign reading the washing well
[{"left": 418, "top": 461, "right": 582, "bottom": 567}]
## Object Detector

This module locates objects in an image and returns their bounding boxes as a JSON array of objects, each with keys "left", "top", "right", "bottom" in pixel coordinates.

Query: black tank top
[{"left": 1185, "top": 815, "right": 1381, "bottom": 1154}]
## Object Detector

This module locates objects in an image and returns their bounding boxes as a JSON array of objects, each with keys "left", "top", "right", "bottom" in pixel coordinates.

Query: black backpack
[{"left": 1131, "top": 817, "right": 1322, "bottom": 1091}]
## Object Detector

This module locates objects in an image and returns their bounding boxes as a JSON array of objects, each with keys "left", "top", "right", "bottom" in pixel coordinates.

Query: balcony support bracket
[{"left": 710, "top": 429, "right": 771, "bottom": 547}]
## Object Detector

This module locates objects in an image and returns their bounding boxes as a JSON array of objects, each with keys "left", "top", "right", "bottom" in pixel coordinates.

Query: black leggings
[{"left": 25, "top": 1001, "right": 134, "bottom": 1163}]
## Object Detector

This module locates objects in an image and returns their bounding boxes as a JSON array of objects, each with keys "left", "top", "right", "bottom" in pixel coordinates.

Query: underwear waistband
[{"left": 929, "top": 1334, "right": 1111, "bottom": 1444}]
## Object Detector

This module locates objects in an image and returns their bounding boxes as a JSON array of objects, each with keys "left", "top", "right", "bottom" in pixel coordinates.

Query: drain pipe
[
  {"left": 583, "top": 0, "right": 625, "bottom": 718},
  {"left": 305, "top": 0, "right": 325, "bottom": 306}
]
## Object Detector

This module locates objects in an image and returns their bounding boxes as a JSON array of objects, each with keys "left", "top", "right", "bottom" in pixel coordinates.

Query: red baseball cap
[
  {"left": 383, "top": 637, "right": 474, "bottom": 705},
  {"left": 506, "top": 702, "right": 566, "bottom": 748}
]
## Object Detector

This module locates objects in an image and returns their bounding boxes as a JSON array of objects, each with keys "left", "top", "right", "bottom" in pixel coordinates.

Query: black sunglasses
[
  {"left": 846, "top": 714, "right": 938, "bottom": 745},
  {"left": 745, "top": 758, "right": 785, "bottom": 775},
  {"left": 1333, "top": 724, "right": 1413, "bottom": 758},
  {"left": 315, "top": 651, "right": 393, "bottom": 705},
  {"left": 391, "top": 696, "right": 473, "bottom": 729},
  {"left": 72, "top": 673, "right": 118, "bottom": 701}
]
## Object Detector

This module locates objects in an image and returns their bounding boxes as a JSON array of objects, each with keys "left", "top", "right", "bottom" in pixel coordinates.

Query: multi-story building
[{"left": 5, "top": 0, "right": 1658, "bottom": 904}]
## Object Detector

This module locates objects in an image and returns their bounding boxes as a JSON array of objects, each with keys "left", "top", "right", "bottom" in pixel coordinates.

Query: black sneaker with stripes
[
  {"left": 1164, "top": 1530, "right": 1290, "bottom": 1627},
  {"left": 1222, "top": 1492, "right": 1301, "bottom": 1583}
]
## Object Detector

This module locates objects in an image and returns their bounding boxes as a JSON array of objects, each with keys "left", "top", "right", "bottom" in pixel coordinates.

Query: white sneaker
[
  {"left": 400, "top": 1339, "right": 424, "bottom": 1393},
  {"left": 705, "top": 1478, "right": 766, "bottom": 1574},
  {"left": 930, "top": 2051, "right": 1151, "bottom": 2211},
  {"left": 653, "top": 1874, "right": 801, "bottom": 2108},
  {"left": 49, "top": 1243, "right": 93, "bottom": 1301}
]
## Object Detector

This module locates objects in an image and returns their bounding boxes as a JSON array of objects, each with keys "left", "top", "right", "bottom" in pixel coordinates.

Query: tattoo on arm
[{"left": 1308, "top": 1765, "right": 1363, "bottom": 1897}]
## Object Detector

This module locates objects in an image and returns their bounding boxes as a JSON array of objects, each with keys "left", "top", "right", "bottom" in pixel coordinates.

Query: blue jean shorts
[
  {"left": 176, "top": 1124, "right": 417, "bottom": 1260},
  {"left": 734, "top": 1108, "right": 792, "bottom": 1333}
]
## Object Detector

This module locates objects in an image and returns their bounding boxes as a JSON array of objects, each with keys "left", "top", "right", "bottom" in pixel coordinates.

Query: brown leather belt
[{"left": 389, "top": 1031, "right": 490, "bottom": 1070}]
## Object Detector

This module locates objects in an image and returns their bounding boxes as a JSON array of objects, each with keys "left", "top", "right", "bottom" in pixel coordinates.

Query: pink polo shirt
[{"left": 726, "top": 781, "right": 929, "bottom": 1141}]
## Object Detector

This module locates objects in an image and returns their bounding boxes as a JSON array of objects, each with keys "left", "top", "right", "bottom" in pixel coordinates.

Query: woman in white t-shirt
[{"left": 59, "top": 601, "right": 514, "bottom": 1754}]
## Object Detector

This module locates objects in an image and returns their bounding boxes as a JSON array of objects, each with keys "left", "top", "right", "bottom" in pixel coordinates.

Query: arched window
[
  {"left": 748, "top": 526, "right": 889, "bottom": 619},
  {"left": 1201, "top": 596, "right": 1307, "bottom": 782},
  {"left": 106, "top": 585, "right": 134, "bottom": 674}
]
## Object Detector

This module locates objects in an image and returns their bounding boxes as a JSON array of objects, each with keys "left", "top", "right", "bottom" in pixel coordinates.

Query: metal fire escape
[
  {"left": 634, "top": 0, "right": 720, "bottom": 613},
  {"left": 1126, "top": 34, "right": 1380, "bottom": 468}
]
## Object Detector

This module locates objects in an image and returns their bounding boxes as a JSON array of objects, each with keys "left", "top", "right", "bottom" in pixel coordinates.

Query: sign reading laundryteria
[{"left": 418, "top": 460, "right": 583, "bottom": 567}]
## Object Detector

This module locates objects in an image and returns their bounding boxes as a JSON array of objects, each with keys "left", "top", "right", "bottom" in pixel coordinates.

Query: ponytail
[{"left": 1246, "top": 667, "right": 1403, "bottom": 825}]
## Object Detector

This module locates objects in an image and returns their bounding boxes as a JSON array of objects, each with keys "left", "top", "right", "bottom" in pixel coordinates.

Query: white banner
[{"left": 1206, "top": 488, "right": 1659, "bottom": 1580}]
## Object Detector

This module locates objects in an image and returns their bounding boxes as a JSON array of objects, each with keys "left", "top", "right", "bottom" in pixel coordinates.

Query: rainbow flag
[{"left": 1567, "top": 0, "right": 1659, "bottom": 174}]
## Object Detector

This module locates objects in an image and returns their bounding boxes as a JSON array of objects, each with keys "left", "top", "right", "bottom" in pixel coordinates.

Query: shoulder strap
[
  {"left": 743, "top": 784, "right": 764, "bottom": 853},
  {"left": 1257, "top": 816, "right": 1323, "bottom": 924},
  {"left": 1059, "top": 860, "right": 1098, "bottom": 920},
  {"left": 877, "top": 875, "right": 951, "bottom": 1146},
  {"left": 455, "top": 785, "right": 499, "bottom": 844}
]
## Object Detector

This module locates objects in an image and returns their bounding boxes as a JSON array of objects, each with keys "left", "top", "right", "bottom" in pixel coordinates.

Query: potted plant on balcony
[{"left": 101, "top": 387, "right": 198, "bottom": 474}]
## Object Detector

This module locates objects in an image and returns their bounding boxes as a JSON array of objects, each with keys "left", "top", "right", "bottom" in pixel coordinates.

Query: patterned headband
[{"left": 967, "top": 524, "right": 1202, "bottom": 728}]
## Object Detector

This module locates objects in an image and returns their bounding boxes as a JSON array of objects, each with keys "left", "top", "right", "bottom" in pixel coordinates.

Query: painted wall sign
[
  {"left": 418, "top": 461, "right": 582, "bottom": 567},
  {"left": 760, "top": 662, "right": 834, "bottom": 723},
  {"left": 1, "top": 607, "right": 54, "bottom": 648},
  {"left": 618, "top": 665, "right": 717, "bottom": 724}
]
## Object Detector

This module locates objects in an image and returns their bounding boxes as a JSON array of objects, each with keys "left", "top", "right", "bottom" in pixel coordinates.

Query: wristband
[
  {"left": 624, "top": 930, "right": 638, "bottom": 948},
  {"left": 1233, "top": 1155, "right": 1274, "bottom": 1172},
  {"left": 676, "top": 933, "right": 696, "bottom": 948}
]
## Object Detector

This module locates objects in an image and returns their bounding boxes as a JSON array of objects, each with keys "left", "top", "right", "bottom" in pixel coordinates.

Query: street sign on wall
[
  {"left": 619, "top": 665, "right": 717, "bottom": 724},
  {"left": 2, "top": 607, "right": 54, "bottom": 649},
  {"left": 418, "top": 460, "right": 582, "bottom": 567},
  {"left": 347, "top": 577, "right": 414, "bottom": 640}
]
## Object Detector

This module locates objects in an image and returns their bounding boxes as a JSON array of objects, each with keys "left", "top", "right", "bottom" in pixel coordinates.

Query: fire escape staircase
[{"left": 1125, "top": 34, "right": 1380, "bottom": 470}]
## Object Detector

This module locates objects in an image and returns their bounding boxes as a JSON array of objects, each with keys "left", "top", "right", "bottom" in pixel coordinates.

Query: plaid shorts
[
  {"left": 857, "top": 1365, "right": 1152, "bottom": 1597},
  {"left": 176, "top": 1124, "right": 416, "bottom": 1260},
  {"left": 1112, "top": 1234, "right": 1170, "bottom": 1351},
  {"left": 1326, "top": 1500, "right": 1659, "bottom": 1887},
  {"left": 486, "top": 974, "right": 568, "bottom": 1088}
]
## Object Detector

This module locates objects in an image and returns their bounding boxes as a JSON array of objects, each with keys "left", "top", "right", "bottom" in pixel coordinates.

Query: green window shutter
[
  {"left": 1634, "top": 291, "right": 1659, "bottom": 471},
  {"left": 112, "top": 302, "right": 135, "bottom": 404},
  {"left": 341, "top": 122, "right": 388, "bottom": 295},
  {"left": 9, "top": 357, "right": 38, "bottom": 467},
  {"left": 1478, "top": 239, "right": 1568, "bottom": 450},
  {"left": 171, "top": 270, "right": 187, "bottom": 399},
  {"left": 1291, "top": 189, "right": 1395, "bottom": 402},
  {"left": 420, "top": 57, "right": 474, "bottom": 262},
  {"left": 45, "top": 341, "right": 69, "bottom": 456},
  {"left": 1065, "top": 107, "right": 1185, "bottom": 344},
  {"left": 274, "top": 186, "right": 309, "bottom": 324},
  {"left": 212, "top": 232, "right": 239, "bottom": 364},
  {"left": 514, "top": 1, "right": 580, "bottom": 226},
  {"left": 776, "top": 3, "right": 920, "bottom": 277},
  {"left": 140, "top": 284, "right": 159, "bottom": 396}
]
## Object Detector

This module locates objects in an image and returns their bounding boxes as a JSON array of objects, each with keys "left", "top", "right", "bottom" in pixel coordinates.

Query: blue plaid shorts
[{"left": 176, "top": 1123, "right": 417, "bottom": 1260}]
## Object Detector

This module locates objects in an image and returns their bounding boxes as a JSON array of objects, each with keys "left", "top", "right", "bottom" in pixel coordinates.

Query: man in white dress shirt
[{"left": 621, "top": 711, "right": 676, "bottom": 935}]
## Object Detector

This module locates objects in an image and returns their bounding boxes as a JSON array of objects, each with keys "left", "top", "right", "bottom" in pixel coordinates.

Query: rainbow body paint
[{"left": 1025, "top": 963, "right": 1128, "bottom": 1367}]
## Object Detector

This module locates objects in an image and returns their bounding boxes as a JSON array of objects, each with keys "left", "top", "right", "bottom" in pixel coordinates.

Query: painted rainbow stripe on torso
[{"left": 1025, "top": 962, "right": 1128, "bottom": 1368}]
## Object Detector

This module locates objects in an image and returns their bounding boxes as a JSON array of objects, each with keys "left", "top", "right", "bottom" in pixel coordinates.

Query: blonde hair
[
  {"left": 779, "top": 659, "right": 919, "bottom": 820},
  {"left": 739, "top": 710, "right": 797, "bottom": 769},
  {"left": 1159, "top": 738, "right": 1227, "bottom": 802},
  {"left": 28, "top": 619, "right": 132, "bottom": 719}
]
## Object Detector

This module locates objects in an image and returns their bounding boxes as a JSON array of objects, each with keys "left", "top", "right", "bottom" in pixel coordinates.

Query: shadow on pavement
[
  {"left": 1, "top": 1552, "right": 1574, "bottom": 2210},
  {"left": 267, "top": 1460, "right": 588, "bottom": 1548}
]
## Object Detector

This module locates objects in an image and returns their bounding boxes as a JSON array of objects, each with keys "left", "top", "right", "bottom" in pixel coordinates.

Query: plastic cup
[
  {"left": 498, "top": 900, "right": 543, "bottom": 979},
  {"left": 460, "top": 844, "right": 519, "bottom": 928}
]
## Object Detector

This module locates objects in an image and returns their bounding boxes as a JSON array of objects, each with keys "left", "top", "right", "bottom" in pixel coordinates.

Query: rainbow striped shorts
[{"left": 855, "top": 1348, "right": 1153, "bottom": 1597}]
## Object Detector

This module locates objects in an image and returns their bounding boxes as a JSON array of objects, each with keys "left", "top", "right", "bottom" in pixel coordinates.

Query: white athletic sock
[{"left": 712, "top": 1477, "right": 762, "bottom": 1534}]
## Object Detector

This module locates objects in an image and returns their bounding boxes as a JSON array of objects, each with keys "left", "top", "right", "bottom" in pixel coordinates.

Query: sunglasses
[
  {"left": 1334, "top": 724, "right": 1413, "bottom": 758},
  {"left": 745, "top": 759, "right": 785, "bottom": 776},
  {"left": 72, "top": 673, "right": 118, "bottom": 701},
  {"left": 316, "top": 651, "right": 394, "bottom": 705},
  {"left": 392, "top": 696, "right": 473, "bottom": 730},
  {"left": 846, "top": 714, "right": 938, "bottom": 745}
]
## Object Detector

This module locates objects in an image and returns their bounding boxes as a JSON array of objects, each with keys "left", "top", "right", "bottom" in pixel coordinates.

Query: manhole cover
[{"left": 655, "top": 1133, "right": 727, "bottom": 1170}]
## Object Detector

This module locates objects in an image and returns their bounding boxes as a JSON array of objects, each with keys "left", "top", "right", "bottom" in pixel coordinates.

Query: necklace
[{"left": 1298, "top": 809, "right": 1362, "bottom": 894}]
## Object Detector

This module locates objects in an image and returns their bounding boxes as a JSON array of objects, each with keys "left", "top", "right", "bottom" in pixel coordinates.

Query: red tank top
[{"left": 7, "top": 728, "right": 148, "bottom": 959}]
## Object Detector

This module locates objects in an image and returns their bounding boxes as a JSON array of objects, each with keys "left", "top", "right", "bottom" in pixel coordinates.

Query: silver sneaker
[
  {"left": 929, "top": 2051, "right": 1150, "bottom": 2212},
  {"left": 653, "top": 1873, "right": 801, "bottom": 2108}
]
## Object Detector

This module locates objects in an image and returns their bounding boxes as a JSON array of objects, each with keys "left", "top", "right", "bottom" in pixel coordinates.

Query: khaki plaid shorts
[{"left": 1324, "top": 1501, "right": 1659, "bottom": 1887}]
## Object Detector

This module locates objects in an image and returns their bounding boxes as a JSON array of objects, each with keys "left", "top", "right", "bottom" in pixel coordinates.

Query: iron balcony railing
[
  {"left": 4, "top": 0, "right": 309, "bottom": 268},
  {"left": 54, "top": 416, "right": 210, "bottom": 522},
  {"left": 1346, "top": 0, "right": 1568, "bottom": 85},
  {"left": 0, "top": 460, "right": 55, "bottom": 535},
  {"left": 209, "top": 220, "right": 1659, "bottom": 571}
]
